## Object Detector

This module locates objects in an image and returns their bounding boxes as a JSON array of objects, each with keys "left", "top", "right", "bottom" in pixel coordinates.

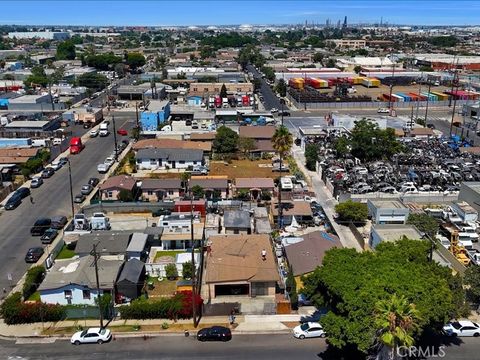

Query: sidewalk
[
  {"left": 292, "top": 146, "right": 362, "bottom": 251},
  {"left": 0, "top": 313, "right": 301, "bottom": 339}
]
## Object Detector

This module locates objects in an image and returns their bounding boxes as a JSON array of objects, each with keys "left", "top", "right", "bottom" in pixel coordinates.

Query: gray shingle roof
[
  {"left": 224, "top": 210, "right": 251, "bottom": 229},
  {"left": 136, "top": 148, "right": 203, "bottom": 162},
  {"left": 117, "top": 259, "right": 145, "bottom": 284},
  {"left": 75, "top": 231, "right": 132, "bottom": 255}
]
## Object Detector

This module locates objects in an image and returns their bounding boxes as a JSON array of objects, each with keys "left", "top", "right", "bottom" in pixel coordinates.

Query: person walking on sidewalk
[
  {"left": 29, "top": 196, "right": 34, "bottom": 204},
  {"left": 229, "top": 309, "right": 236, "bottom": 325}
]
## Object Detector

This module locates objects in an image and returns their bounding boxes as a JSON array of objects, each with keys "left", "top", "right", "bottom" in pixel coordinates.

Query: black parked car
[
  {"left": 74, "top": 193, "right": 86, "bottom": 203},
  {"left": 278, "top": 111, "right": 291, "bottom": 117},
  {"left": 41, "top": 228, "right": 58, "bottom": 244},
  {"left": 197, "top": 326, "right": 232, "bottom": 342},
  {"left": 4, "top": 194, "right": 22, "bottom": 210},
  {"left": 30, "top": 218, "right": 52, "bottom": 236},
  {"left": 50, "top": 215, "right": 68, "bottom": 229},
  {"left": 25, "top": 247, "right": 44, "bottom": 263},
  {"left": 41, "top": 167, "right": 55, "bottom": 178},
  {"left": 14, "top": 187, "right": 31, "bottom": 199},
  {"left": 88, "top": 177, "right": 100, "bottom": 187}
]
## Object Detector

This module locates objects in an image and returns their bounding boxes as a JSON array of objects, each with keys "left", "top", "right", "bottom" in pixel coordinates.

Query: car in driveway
[
  {"left": 74, "top": 193, "right": 86, "bottom": 203},
  {"left": 197, "top": 326, "right": 232, "bottom": 342},
  {"left": 14, "top": 187, "right": 31, "bottom": 199},
  {"left": 25, "top": 247, "right": 44, "bottom": 263},
  {"left": 30, "top": 218, "right": 52, "bottom": 236},
  {"left": 71, "top": 327, "right": 112, "bottom": 345},
  {"left": 81, "top": 184, "right": 94, "bottom": 195},
  {"left": 41, "top": 167, "right": 55, "bottom": 178},
  {"left": 293, "top": 322, "right": 326, "bottom": 339},
  {"left": 41, "top": 228, "right": 58, "bottom": 244},
  {"left": 4, "top": 194, "right": 22, "bottom": 210},
  {"left": 50, "top": 215, "right": 68, "bottom": 229},
  {"left": 117, "top": 128, "right": 128, "bottom": 136},
  {"left": 190, "top": 166, "right": 209, "bottom": 175},
  {"left": 443, "top": 320, "right": 480, "bottom": 337},
  {"left": 31, "top": 176, "right": 43, "bottom": 188},
  {"left": 90, "top": 129, "right": 99, "bottom": 137}
]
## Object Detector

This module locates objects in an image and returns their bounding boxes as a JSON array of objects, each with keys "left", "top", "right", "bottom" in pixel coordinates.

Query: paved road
[
  {"left": 0, "top": 112, "right": 134, "bottom": 293},
  {"left": 0, "top": 334, "right": 478, "bottom": 359},
  {"left": 0, "top": 334, "right": 326, "bottom": 360},
  {"left": 246, "top": 64, "right": 286, "bottom": 111}
]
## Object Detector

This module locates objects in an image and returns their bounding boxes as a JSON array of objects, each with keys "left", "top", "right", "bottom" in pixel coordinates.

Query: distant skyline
[{"left": 1, "top": 1, "right": 479, "bottom": 27}]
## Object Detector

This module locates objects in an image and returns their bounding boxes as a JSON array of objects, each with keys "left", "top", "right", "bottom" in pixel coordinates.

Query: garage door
[{"left": 215, "top": 284, "right": 249, "bottom": 296}]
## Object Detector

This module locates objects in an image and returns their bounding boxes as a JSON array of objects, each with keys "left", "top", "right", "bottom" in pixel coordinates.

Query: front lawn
[{"left": 56, "top": 245, "right": 76, "bottom": 259}]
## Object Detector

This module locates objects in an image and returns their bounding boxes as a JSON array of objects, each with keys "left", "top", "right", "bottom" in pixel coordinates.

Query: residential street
[
  {"left": 0, "top": 335, "right": 327, "bottom": 360},
  {"left": 246, "top": 64, "right": 285, "bottom": 111},
  {"left": 0, "top": 112, "right": 134, "bottom": 293}
]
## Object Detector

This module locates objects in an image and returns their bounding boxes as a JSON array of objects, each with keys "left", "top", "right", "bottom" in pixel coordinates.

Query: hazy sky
[{"left": 1, "top": 1, "right": 479, "bottom": 26}]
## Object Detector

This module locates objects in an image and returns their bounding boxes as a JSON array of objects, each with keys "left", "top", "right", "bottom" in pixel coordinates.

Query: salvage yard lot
[{"left": 210, "top": 160, "right": 288, "bottom": 179}]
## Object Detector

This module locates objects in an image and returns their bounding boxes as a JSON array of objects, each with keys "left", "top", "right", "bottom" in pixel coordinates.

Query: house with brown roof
[
  {"left": 99, "top": 175, "right": 138, "bottom": 201},
  {"left": 140, "top": 179, "right": 183, "bottom": 202},
  {"left": 271, "top": 200, "right": 313, "bottom": 226},
  {"left": 205, "top": 234, "right": 279, "bottom": 299},
  {"left": 283, "top": 231, "right": 342, "bottom": 289},
  {"left": 238, "top": 126, "right": 276, "bottom": 158},
  {"left": 189, "top": 132, "right": 216, "bottom": 142},
  {"left": 407, "top": 128, "right": 435, "bottom": 138},
  {"left": 189, "top": 177, "right": 229, "bottom": 199},
  {"left": 0, "top": 147, "right": 39, "bottom": 164},
  {"left": 235, "top": 177, "right": 275, "bottom": 200}
]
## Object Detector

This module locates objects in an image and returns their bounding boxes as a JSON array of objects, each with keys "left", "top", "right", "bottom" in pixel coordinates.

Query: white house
[
  {"left": 158, "top": 212, "right": 201, "bottom": 234},
  {"left": 38, "top": 257, "right": 123, "bottom": 306},
  {"left": 135, "top": 148, "right": 204, "bottom": 171},
  {"left": 145, "top": 247, "right": 200, "bottom": 277}
]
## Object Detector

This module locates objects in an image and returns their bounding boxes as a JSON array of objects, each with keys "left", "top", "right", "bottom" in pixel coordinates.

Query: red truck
[
  {"left": 214, "top": 96, "right": 222, "bottom": 108},
  {"left": 69, "top": 137, "right": 84, "bottom": 154}
]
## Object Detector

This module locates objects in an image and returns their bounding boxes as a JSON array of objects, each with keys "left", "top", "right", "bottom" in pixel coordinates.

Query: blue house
[
  {"left": 187, "top": 96, "right": 203, "bottom": 106},
  {"left": 140, "top": 100, "right": 171, "bottom": 131}
]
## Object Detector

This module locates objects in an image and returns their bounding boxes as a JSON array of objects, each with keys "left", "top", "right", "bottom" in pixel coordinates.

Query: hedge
[
  {"left": 119, "top": 291, "right": 203, "bottom": 320},
  {"left": 0, "top": 292, "right": 65, "bottom": 325},
  {"left": 22, "top": 265, "right": 45, "bottom": 300}
]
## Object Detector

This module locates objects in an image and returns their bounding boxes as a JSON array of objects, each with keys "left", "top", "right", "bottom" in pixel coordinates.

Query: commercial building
[
  {"left": 459, "top": 182, "right": 480, "bottom": 213},
  {"left": 140, "top": 100, "right": 171, "bottom": 132},
  {"left": 189, "top": 82, "right": 253, "bottom": 96},
  {"left": 8, "top": 31, "right": 70, "bottom": 40},
  {"left": 367, "top": 199, "right": 410, "bottom": 225},
  {"left": 326, "top": 39, "right": 367, "bottom": 49},
  {"left": 369, "top": 224, "right": 423, "bottom": 249}
]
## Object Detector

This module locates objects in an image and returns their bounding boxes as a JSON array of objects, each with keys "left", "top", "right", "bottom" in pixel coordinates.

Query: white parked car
[
  {"left": 97, "top": 163, "right": 109, "bottom": 173},
  {"left": 90, "top": 129, "right": 99, "bottom": 137},
  {"left": 377, "top": 108, "right": 390, "bottom": 114},
  {"left": 443, "top": 320, "right": 480, "bottom": 337},
  {"left": 50, "top": 160, "right": 62, "bottom": 171},
  {"left": 293, "top": 322, "right": 326, "bottom": 339},
  {"left": 71, "top": 327, "right": 112, "bottom": 345},
  {"left": 104, "top": 157, "right": 115, "bottom": 167}
]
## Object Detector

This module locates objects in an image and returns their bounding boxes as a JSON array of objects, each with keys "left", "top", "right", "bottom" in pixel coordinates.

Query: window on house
[
  {"left": 193, "top": 88, "right": 197, "bottom": 92},
  {"left": 214, "top": 88, "right": 219, "bottom": 92},
  {"left": 148, "top": 191, "right": 153, "bottom": 195},
  {"left": 179, "top": 160, "right": 185, "bottom": 164},
  {"left": 168, "top": 190, "right": 174, "bottom": 195},
  {"left": 204, "top": 88, "right": 209, "bottom": 92},
  {"left": 163, "top": 222, "right": 168, "bottom": 226},
  {"left": 64, "top": 290, "right": 72, "bottom": 298},
  {"left": 83, "top": 290, "right": 91, "bottom": 299},
  {"left": 193, "top": 161, "right": 197, "bottom": 165},
  {"left": 150, "top": 159, "right": 156, "bottom": 165},
  {"left": 107, "top": 191, "right": 113, "bottom": 198},
  {"left": 136, "top": 159, "right": 141, "bottom": 164}
]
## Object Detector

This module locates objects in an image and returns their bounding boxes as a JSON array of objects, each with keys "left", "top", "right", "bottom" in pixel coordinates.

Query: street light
[{"left": 66, "top": 158, "right": 75, "bottom": 219}]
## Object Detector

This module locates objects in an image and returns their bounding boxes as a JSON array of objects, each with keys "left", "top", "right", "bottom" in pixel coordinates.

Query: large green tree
[
  {"left": 301, "top": 239, "right": 467, "bottom": 354},
  {"left": 213, "top": 126, "right": 239, "bottom": 154},
  {"left": 126, "top": 52, "right": 146, "bottom": 69},
  {"left": 334, "top": 200, "right": 368, "bottom": 223},
  {"left": 304, "top": 143, "right": 319, "bottom": 171},
  {"left": 25, "top": 66, "right": 49, "bottom": 87},
  {"left": 406, "top": 213, "right": 439, "bottom": 239},
  {"left": 275, "top": 79, "right": 287, "bottom": 97},
  {"left": 77, "top": 73, "right": 108, "bottom": 91},
  {"left": 56, "top": 40, "right": 76, "bottom": 60}
]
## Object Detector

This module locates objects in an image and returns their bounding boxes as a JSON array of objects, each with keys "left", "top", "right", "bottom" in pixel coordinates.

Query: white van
[
  {"left": 99, "top": 122, "right": 109, "bottom": 137},
  {"left": 280, "top": 177, "right": 293, "bottom": 190}
]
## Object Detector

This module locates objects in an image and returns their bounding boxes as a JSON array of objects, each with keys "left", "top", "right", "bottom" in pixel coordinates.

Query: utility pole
[
  {"left": 67, "top": 159, "right": 75, "bottom": 218},
  {"left": 388, "top": 63, "right": 396, "bottom": 115},
  {"left": 135, "top": 102, "right": 140, "bottom": 141},
  {"left": 112, "top": 115, "right": 118, "bottom": 161},
  {"left": 91, "top": 243, "right": 104, "bottom": 329},
  {"left": 424, "top": 80, "right": 432, "bottom": 126},
  {"left": 450, "top": 70, "right": 460, "bottom": 136},
  {"left": 190, "top": 193, "right": 197, "bottom": 327}
]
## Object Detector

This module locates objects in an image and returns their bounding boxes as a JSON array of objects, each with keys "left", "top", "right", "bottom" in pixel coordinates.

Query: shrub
[
  {"left": 260, "top": 191, "right": 272, "bottom": 201},
  {"left": 162, "top": 322, "right": 169, "bottom": 329},
  {"left": 165, "top": 263, "right": 178, "bottom": 280},
  {"left": 182, "top": 261, "right": 194, "bottom": 280},
  {"left": 22, "top": 266, "right": 45, "bottom": 300},
  {"left": 0, "top": 292, "right": 65, "bottom": 325}
]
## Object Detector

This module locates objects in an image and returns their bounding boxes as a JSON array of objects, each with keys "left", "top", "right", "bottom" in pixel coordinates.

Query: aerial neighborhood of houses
[{"left": 2, "top": 9, "right": 480, "bottom": 356}]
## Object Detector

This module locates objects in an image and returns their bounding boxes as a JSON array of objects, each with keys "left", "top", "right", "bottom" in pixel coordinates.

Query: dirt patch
[
  {"left": 210, "top": 160, "right": 288, "bottom": 180},
  {"left": 147, "top": 278, "right": 177, "bottom": 298},
  {"left": 281, "top": 321, "right": 300, "bottom": 329}
]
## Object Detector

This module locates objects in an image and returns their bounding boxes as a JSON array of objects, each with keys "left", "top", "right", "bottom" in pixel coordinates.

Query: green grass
[
  {"left": 27, "top": 291, "right": 40, "bottom": 301},
  {"left": 56, "top": 245, "right": 76, "bottom": 259},
  {"left": 153, "top": 250, "right": 183, "bottom": 262}
]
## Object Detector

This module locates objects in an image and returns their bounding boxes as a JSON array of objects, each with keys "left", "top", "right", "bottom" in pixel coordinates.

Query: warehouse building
[{"left": 7, "top": 31, "right": 70, "bottom": 40}]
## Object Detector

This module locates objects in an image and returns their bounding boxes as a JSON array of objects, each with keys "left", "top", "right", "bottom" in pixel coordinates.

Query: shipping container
[
  {"left": 353, "top": 77, "right": 365, "bottom": 85},
  {"left": 361, "top": 78, "right": 380, "bottom": 88},
  {"left": 391, "top": 94, "right": 404, "bottom": 102},
  {"left": 394, "top": 93, "right": 411, "bottom": 102},
  {"left": 430, "top": 91, "right": 448, "bottom": 101}
]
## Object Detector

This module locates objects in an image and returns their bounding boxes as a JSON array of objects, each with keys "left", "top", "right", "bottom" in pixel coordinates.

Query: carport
[{"left": 214, "top": 283, "right": 250, "bottom": 296}]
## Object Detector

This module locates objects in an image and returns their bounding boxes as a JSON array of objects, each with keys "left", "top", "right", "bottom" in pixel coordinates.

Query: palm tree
[
  {"left": 181, "top": 171, "right": 191, "bottom": 195},
  {"left": 374, "top": 294, "right": 421, "bottom": 360},
  {"left": 272, "top": 125, "right": 293, "bottom": 228}
]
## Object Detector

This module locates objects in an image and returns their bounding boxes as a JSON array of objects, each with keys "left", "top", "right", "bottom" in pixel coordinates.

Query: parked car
[
  {"left": 90, "top": 129, "right": 99, "bottom": 137},
  {"left": 191, "top": 166, "right": 208, "bottom": 175},
  {"left": 278, "top": 111, "right": 291, "bottom": 117},
  {"left": 377, "top": 108, "right": 390, "bottom": 114},
  {"left": 88, "top": 177, "right": 100, "bottom": 187},
  {"left": 59, "top": 157, "right": 68, "bottom": 166},
  {"left": 50, "top": 160, "right": 62, "bottom": 171},
  {"left": 97, "top": 163, "right": 109, "bottom": 173},
  {"left": 4, "top": 194, "right": 22, "bottom": 210},
  {"left": 270, "top": 108, "right": 278, "bottom": 113},
  {"left": 41, "top": 167, "right": 55, "bottom": 178},
  {"left": 50, "top": 215, "right": 68, "bottom": 229},
  {"left": 41, "top": 228, "right": 58, "bottom": 244},
  {"left": 197, "top": 326, "right": 232, "bottom": 342},
  {"left": 117, "top": 128, "right": 128, "bottom": 136},
  {"left": 443, "top": 320, "right": 480, "bottom": 337},
  {"left": 293, "top": 322, "right": 326, "bottom": 339},
  {"left": 70, "top": 327, "right": 112, "bottom": 345},
  {"left": 30, "top": 218, "right": 52, "bottom": 236},
  {"left": 74, "top": 193, "right": 86, "bottom": 203},
  {"left": 25, "top": 247, "right": 44, "bottom": 263},
  {"left": 14, "top": 187, "right": 31, "bottom": 199},
  {"left": 30, "top": 177, "right": 43, "bottom": 188},
  {"left": 298, "top": 293, "right": 313, "bottom": 307},
  {"left": 104, "top": 157, "right": 115, "bottom": 167},
  {"left": 81, "top": 184, "right": 93, "bottom": 195}
]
